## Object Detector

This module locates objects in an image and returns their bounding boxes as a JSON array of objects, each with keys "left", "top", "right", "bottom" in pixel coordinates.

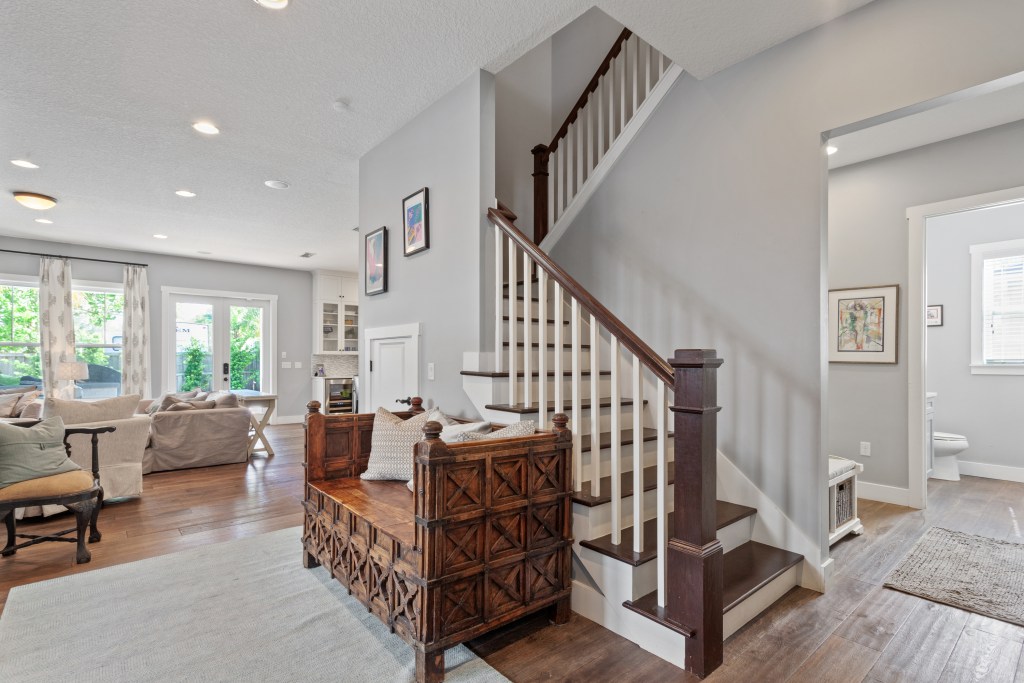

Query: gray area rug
[
  {"left": 0, "top": 527, "right": 509, "bottom": 682},
  {"left": 884, "top": 526, "right": 1024, "bottom": 626}
]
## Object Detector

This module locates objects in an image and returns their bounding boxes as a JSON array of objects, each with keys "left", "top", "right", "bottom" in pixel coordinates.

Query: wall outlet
[
  {"left": 281, "top": 351, "right": 287, "bottom": 359},
  {"left": 294, "top": 361, "right": 302, "bottom": 369},
  {"left": 860, "top": 441, "right": 871, "bottom": 456},
  {"left": 427, "top": 363, "right": 435, "bottom": 381},
  {"left": 281, "top": 361, "right": 293, "bottom": 369}
]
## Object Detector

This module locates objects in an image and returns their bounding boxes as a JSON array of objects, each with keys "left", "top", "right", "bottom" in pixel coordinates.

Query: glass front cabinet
[{"left": 315, "top": 272, "right": 358, "bottom": 355}]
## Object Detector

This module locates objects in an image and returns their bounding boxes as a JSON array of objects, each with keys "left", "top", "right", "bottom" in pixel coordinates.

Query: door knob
[{"left": 395, "top": 397, "right": 412, "bottom": 405}]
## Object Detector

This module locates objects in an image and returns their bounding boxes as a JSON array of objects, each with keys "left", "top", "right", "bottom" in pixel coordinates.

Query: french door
[{"left": 164, "top": 292, "right": 272, "bottom": 394}]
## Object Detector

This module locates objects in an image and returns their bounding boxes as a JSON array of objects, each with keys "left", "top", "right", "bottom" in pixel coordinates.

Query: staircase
[{"left": 462, "top": 205, "right": 805, "bottom": 677}]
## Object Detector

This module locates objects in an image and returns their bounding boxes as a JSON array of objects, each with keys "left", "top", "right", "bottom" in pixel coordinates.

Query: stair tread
[
  {"left": 503, "top": 341, "right": 592, "bottom": 350},
  {"left": 503, "top": 315, "right": 570, "bottom": 325},
  {"left": 572, "top": 456, "right": 675, "bottom": 508},
  {"left": 461, "top": 370, "right": 612, "bottom": 378},
  {"left": 622, "top": 541, "right": 804, "bottom": 633},
  {"left": 579, "top": 501, "right": 757, "bottom": 566},
  {"left": 484, "top": 398, "right": 645, "bottom": 414}
]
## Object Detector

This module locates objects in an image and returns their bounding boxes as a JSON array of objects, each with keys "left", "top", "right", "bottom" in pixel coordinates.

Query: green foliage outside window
[{"left": 180, "top": 338, "right": 209, "bottom": 391}]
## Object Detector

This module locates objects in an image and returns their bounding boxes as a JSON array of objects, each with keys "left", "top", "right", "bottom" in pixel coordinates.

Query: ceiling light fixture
[
  {"left": 35, "top": 218, "right": 53, "bottom": 224},
  {"left": 264, "top": 180, "right": 289, "bottom": 189},
  {"left": 254, "top": 0, "right": 289, "bottom": 8},
  {"left": 11, "top": 159, "right": 39, "bottom": 169},
  {"left": 192, "top": 121, "right": 220, "bottom": 135},
  {"left": 13, "top": 192, "right": 57, "bottom": 210},
  {"left": 826, "top": 145, "right": 838, "bottom": 156},
  {"left": 175, "top": 190, "right": 197, "bottom": 198},
  {"left": 153, "top": 234, "right": 169, "bottom": 239}
]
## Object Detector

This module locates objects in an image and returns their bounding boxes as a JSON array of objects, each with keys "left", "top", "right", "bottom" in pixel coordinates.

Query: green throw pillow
[{"left": 0, "top": 417, "right": 80, "bottom": 489}]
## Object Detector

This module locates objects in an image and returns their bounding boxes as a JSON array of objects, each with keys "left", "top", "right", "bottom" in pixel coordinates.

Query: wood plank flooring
[{"left": 2, "top": 429, "right": 1022, "bottom": 682}]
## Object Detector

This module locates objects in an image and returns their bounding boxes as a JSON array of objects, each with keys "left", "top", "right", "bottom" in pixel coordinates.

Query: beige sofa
[{"left": 141, "top": 402, "right": 251, "bottom": 473}]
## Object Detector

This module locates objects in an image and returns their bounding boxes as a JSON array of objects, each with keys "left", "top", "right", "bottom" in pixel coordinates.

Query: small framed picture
[
  {"left": 828, "top": 284, "right": 899, "bottom": 364},
  {"left": 926, "top": 305, "right": 943, "bottom": 327},
  {"left": 365, "top": 227, "right": 388, "bottom": 296},
  {"left": 402, "top": 187, "right": 429, "bottom": 256}
]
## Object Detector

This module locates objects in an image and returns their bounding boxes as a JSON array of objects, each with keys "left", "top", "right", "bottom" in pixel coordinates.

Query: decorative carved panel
[
  {"left": 439, "top": 576, "right": 484, "bottom": 638},
  {"left": 528, "top": 500, "right": 563, "bottom": 551},
  {"left": 490, "top": 455, "right": 527, "bottom": 505},
  {"left": 486, "top": 510, "right": 527, "bottom": 562},
  {"left": 441, "top": 520, "right": 484, "bottom": 573},
  {"left": 441, "top": 462, "right": 486, "bottom": 516}
]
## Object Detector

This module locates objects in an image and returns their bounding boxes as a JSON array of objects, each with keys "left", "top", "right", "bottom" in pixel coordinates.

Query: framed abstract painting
[
  {"left": 402, "top": 187, "right": 429, "bottom": 256},
  {"left": 926, "top": 305, "right": 943, "bottom": 327},
  {"left": 365, "top": 227, "right": 388, "bottom": 296},
  {"left": 828, "top": 284, "right": 899, "bottom": 364}
]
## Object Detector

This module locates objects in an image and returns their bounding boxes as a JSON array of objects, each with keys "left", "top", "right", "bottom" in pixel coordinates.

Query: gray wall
[
  {"left": 926, "top": 201, "right": 1024, "bottom": 472},
  {"left": 358, "top": 71, "right": 495, "bottom": 419},
  {"left": 829, "top": 120, "right": 1024, "bottom": 487},
  {"left": 0, "top": 236, "right": 313, "bottom": 417},
  {"left": 548, "top": 0, "right": 1024, "bottom": 558},
  {"left": 550, "top": 7, "right": 624, "bottom": 132}
]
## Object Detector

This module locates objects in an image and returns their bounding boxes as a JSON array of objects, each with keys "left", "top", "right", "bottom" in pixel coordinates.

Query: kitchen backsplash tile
[{"left": 312, "top": 354, "right": 358, "bottom": 377}]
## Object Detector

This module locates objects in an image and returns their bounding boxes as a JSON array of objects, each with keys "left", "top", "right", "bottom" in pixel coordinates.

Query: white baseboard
[
  {"left": 272, "top": 414, "right": 305, "bottom": 425},
  {"left": 958, "top": 460, "right": 1024, "bottom": 483},
  {"left": 857, "top": 481, "right": 911, "bottom": 506}
]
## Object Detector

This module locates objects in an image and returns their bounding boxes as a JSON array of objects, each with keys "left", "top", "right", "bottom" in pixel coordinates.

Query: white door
[{"left": 365, "top": 324, "right": 419, "bottom": 412}]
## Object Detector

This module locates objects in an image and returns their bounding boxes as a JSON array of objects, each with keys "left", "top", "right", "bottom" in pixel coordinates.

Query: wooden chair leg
[
  {"left": 415, "top": 649, "right": 444, "bottom": 683},
  {"left": 68, "top": 501, "right": 95, "bottom": 564},
  {"left": 303, "top": 549, "right": 320, "bottom": 569},
  {"left": 89, "top": 489, "right": 103, "bottom": 543},
  {"left": 550, "top": 596, "right": 571, "bottom": 625},
  {"left": 1, "top": 510, "right": 15, "bottom": 557}
]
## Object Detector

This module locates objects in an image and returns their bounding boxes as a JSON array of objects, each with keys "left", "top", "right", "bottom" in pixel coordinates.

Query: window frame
[{"left": 970, "top": 238, "right": 1024, "bottom": 375}]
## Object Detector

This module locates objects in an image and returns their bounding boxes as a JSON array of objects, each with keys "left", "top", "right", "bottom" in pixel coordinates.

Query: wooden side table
[{"left": 232, "top": 391, "right": 278, "bottom": 457}]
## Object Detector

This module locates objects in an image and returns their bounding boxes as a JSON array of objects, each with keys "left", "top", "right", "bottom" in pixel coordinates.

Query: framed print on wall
[
  {"left": 926, "top": 305, "right": 943, "bottom": 327},
  {"left": 828, "top": 284, "right": 899, "bottom": 364},
  {"left": 402, "top": 187, "right": 429, "bottom": 256},
  {"left": 365, "top": 227, "right": 388, "bottom": 296}
]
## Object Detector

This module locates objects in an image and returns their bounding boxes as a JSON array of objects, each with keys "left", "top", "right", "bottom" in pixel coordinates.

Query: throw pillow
[
  {"left": 187, "top": 400, "right": 217, "bottom": 410},
  {"left": 42, "top": 394, "right": 141, "bottom": 424},
  {"left": 0, "top": 394, "right": 19, "bottom": 418},
  {"left": 212, "top": 393, "right": 240, "bottom": 409},
  {"left": 13, "top": 390, "right": 41, "bottom": 417},
  {"left": 148, "top": 390, "right": 200, "bottom": 414},
  {"left": 193, "top": 392, "right": 211, "bottom": 402},
  {"left": 439, "top": 421, "right": 491, "bottom": 443},
  {"left": 0, "top": 385, "right": 38, "bottom": 396},
  {"left": 450, "top": 420, "right": 536, "bottom": 443},
  {"left": 0, "top": 417, "right": 80, "bottom": 489},
  {"left": 361, "top": 407, "right": 447, "bottom": 481},
  {"left": 166, "top": 402, "right": 195, "bottom": 412},
  {"left": 18, "top": 401, "right": 43, "bottom": 419}
]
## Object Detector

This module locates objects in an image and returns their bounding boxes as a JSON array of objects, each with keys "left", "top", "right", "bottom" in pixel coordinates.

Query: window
[
  {"left": 970, "top": 239, "right": 1024, "bottom": 374},
  {"left": 0, "top": 277, "right": 125, "bottom": 395}
]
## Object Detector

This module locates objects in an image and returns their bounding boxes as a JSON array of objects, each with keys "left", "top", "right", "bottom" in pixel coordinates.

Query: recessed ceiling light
[
  {"left": 826, "top": 145, "right": 838, "bottom": 156},
  {"left": 13, "top": 192, "right": 57, "bottom": 210},
  {"left": 192, "top": 121, "right": 220, "bottom": 135},
  {"left": 175, "top": 190, "right": 197, "bottom": 198},
  {"left": 264, "top": 180, "right": 289, "bottom": 190},
  {"left": 11, "top": 159, "right": 39, "bottom": 169},
  {"left": 35, "top": 218, "right": 53, "bottom": 224},
  {"left": 332, "top": 98, "right": 351, "bottom": 113},
  {"left": 299, "top": 252, "right": 315, "bottom": 258},
  {"left": 254, "top": 0, "right": 289, "bottom": 8},
  {"left": 153, "top": 234, "right": 169, "bottom": 239}
]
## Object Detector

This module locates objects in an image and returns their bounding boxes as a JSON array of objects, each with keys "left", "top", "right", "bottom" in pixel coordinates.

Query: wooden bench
[{"left": 301, "top": 402, "right": 574, "bottom": 682}]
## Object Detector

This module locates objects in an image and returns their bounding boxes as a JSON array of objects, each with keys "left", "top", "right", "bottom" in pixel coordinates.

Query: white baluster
[
  {"left": 589, "top": 314, "right": 600, "bottom": 497},
  {"left": 610, "top": 335, "right": 621, "bottom": 544},
  {"left": 656, "top": 380, "right": 667, "bottom": 606},
  {"left": 548, "top": 148, "right": 555, "bottom": 231},
  {"left": 571, "top": 298, "right": 582, "bottom": 492},
  {"left": 608, "top": 52, "right": 616, "bottom": 140},
  {"left": 618, "top": 40, "right": 626, "bottom": 137},
  {"left": 507, "top": 241, "right": 517, "bottom": 406},
  {"left": 555, "top": 143, "right": 563, "bottom": 220},
  {"left": 631, "top": 35, "right": 639, "bottom": 119},
  {"left": 522, "top": 255, "right": 532, "bottom": 409},
  {"left": 596, "top": 75, "right": 605, "bottom": 164},
  {"left": 553, "top": 281, "right": 563, "bottom": 415},
  {"left": 538, "top": 270, "right": 548, "bottom": 429},
  {"left": 566, "top": 124, "right": 575, "bottom": 209},
  {"left": 494, "top": 224, "right": 503, "bottom": 374},
  {"left": 632, "top": 357, "right": 643, "bottom": 554},
  {"left": 644, "top": 41, "right": 652, "bottom": 100},
  {"left": 659, "top": 50, "right": 666, "bottom": 78},
  {"left": 586, "top": 91, "right": 594, "bottom": 181},
  {"left": 577, "top": 113, "right": 584, "bottom": 195}
]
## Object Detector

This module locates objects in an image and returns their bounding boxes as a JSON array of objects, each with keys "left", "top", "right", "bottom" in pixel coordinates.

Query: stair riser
[
  {"left": 723, "top": 565, "right": 801, "bottom": 639},
  {"left": 573, "top": 482, "right": 674, "bottom": 541},
  {"left": 502, "top": 347, "right": 594, "bottom": 368},
  {"left": 579, "top": 437, "right": 669, "bottom": 482},
  {"left": 487, "top": 375, "right": 612, "bottom": 400}
]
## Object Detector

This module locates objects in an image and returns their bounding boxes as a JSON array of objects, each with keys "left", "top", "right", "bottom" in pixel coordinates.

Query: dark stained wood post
[
  {"left": 531, "top": 144, "right": 550, "bottom": 244},
  {"left": 410, "top": 396, "right": 424, "bottom": 414},
  {"left": 667, "top": 349, "right": 724, "bottom": 677}
]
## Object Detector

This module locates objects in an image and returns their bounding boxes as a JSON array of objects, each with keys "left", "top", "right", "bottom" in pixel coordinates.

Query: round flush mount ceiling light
[
  {"left": 175, "top": 190, "right": 197, "bottom": 198},
  {"left": 192, "top": 121, "right": 220, "bottom": 135},
  {"left": 11, "top": 159, "right": 39, "bottom": 169},
  {"left": 13, "top": 192, "right": 57, "bottom": 210},
  {"left": 35, "top": 218, "right": 53, "bottom": 224},
  {"left": 826, "top": 145, "right": 838, "bottom": 156},
  {"left": 264, "top": 180, "right": 289, "bottom": 189},
  {"left": 254, "top": 0, "right": 289, "bottom": 8},
  {"left": 153, "top": 234, "right": 169, "bottom": 239}
]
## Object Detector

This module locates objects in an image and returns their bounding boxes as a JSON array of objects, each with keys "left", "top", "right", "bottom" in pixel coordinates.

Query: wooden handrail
[
  {"left": 488, "top": 207, "right": 672, "bottom": 386},
  {"left": 547, "top": 28, "right": 632, "bottom": 153}
]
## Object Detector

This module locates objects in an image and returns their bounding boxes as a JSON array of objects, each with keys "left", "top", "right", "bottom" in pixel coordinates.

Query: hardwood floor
[{"left": 2, "top": 429, "right": 1023, "bottom": 682}]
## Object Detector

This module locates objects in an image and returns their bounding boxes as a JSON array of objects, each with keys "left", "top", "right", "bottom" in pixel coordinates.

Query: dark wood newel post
[
  {"left": 667, "top": 349, "right": 724, "bottom": 677},
  {"left": 531, "top": 144, "right": 550, "bottom": 244}
]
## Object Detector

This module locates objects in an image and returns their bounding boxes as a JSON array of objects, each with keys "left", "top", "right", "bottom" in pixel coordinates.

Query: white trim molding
[
  {"left": 959, "top": 460, "right": 1024, "bottom": 484},
  {"left": 856, "top": 481, "right": 911, "bottom": 507}
]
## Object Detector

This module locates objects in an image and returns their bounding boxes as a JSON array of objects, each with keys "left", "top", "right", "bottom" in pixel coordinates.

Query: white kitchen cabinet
[{"left": 314, "top": 270, "right": 359, "bottom": 355}]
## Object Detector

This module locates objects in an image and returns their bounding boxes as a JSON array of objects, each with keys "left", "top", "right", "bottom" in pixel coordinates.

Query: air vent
[{"left": 300, "top": 252, "right": 315, "bottom": 258}]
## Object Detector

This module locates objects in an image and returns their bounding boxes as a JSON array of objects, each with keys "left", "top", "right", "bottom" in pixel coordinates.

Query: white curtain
[
  {"left": 39, "top": 256, "right": 76, "bottom": 398},
  {"left": 122, "top": 264, "right": 151, "bottom": 397}
]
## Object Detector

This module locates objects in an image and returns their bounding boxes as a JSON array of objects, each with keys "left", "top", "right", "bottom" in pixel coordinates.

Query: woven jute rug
[{"left": 884, "top": 527, "right": 1024, "bottom": 626}]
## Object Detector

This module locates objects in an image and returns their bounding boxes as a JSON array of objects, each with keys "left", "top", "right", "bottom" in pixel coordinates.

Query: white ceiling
[{"left": 0, "top": 0, "right": 875, "bottom": 271}]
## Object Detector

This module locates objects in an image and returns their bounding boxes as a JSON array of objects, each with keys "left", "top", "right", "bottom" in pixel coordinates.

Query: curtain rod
[{"left": 0, "top": 248, "right": 148, "bottom": 268}]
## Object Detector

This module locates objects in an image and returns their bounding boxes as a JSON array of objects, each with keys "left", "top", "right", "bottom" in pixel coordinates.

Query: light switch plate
[
  {"left": 427, "top": 363, "right": 435, "bottom": 380},
  {"left": 282, "top": 361, "right": 293, "bottom": 369},
  {"left": 294, "top": 361, "right": 302, "bottom": 369},
  {"left": 860, "top": 441, "right": 871, "bottom": 456}
]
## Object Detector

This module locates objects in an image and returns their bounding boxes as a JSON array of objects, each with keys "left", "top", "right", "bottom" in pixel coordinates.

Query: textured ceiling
[{"left": 0, "top": 0, "right": 875, "bottom": 271}]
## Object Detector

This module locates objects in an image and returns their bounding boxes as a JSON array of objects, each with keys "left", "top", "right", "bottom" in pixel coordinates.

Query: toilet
[{"left": 932, "top": 432, "right": 968, "bottom": 481}]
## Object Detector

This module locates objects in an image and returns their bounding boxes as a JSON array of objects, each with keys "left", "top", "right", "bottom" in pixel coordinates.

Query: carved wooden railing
[
  {"left": 488, "top": 206, "right": 724, "bottom": 676},
  {"left": 531, "top": 29, "right": 673, "bottom": 244}
]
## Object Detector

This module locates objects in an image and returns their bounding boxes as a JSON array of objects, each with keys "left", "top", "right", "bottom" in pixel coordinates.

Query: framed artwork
[
  {"left": 828, "top": 284, "right": 899, "bottom": 364},
  {"left": 926, "top": 305, "right": 943, "bottom": 327},
  {"left": 365, "top": 227, "right": 388, "bottom": 296},
  {"left": 402, "top": 187, "right": 429, "bottom": 256}
]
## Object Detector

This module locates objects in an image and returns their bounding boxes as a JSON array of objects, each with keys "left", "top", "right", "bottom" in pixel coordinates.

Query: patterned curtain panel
[
  {"left": 122, "top": 264, "right": 151, "bottom": 397},
  {"left": 39, "top": 256, "right": 76, "bottom": 398}
]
